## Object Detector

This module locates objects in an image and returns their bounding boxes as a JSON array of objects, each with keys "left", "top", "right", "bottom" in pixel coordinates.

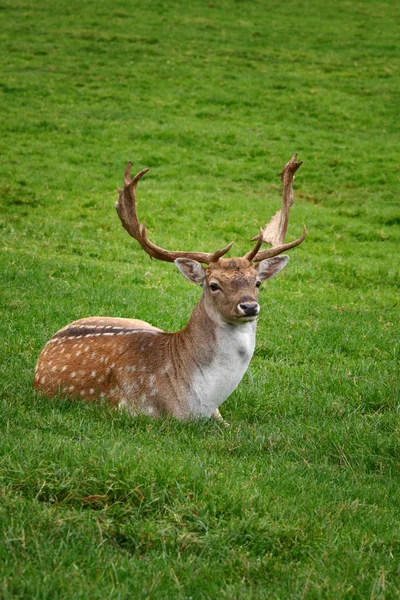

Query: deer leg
[{"left": 211, "top": 408, "right": 230, "bottom": 427}]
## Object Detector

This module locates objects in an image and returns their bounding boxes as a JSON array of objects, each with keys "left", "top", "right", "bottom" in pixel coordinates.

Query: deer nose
[{"left": 238, "top": 300, "right": 260, "bottom": 317}]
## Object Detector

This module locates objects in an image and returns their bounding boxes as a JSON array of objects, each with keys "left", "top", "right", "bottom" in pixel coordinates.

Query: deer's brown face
[
  {"left": 175, "top": 255, "right": 289, "bottom": 325},
  {"left": 205, "top": 258, "right": 261, "bottom": 323}
]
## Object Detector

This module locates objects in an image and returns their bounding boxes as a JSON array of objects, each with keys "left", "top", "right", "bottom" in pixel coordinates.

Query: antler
[
  {"left": 116, "top": 162, "right": 234, "bottom": 264},
  {"left": 245, "top": 153, "right": 307, "bottom": 262}
]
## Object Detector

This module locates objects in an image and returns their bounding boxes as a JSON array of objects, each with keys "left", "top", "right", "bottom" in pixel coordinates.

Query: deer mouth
[{"left": 234, "top": 313, "right": 259, "bottom": 323}]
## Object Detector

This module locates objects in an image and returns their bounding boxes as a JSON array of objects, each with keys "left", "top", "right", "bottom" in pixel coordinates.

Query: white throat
[{"left": 188, "top": 319, "right": 257, "bottom": 418}]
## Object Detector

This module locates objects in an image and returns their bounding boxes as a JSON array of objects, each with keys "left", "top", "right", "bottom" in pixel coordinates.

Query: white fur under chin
[{"left": 188, "top": 320, "right": 257, "bottom": 418}]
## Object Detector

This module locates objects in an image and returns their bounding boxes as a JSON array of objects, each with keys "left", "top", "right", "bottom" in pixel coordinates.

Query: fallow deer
[{"left": 35, "top": 154, "right": 306, "bottom": 422}]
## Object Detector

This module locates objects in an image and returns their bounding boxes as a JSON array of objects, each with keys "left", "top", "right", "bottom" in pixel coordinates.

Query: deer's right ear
[{"left": 174, "top": 258, "right": 206, "bottom": 286}]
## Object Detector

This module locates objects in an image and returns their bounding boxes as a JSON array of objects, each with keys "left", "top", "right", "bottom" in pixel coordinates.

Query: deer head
[{"left": 116, "top": 154, "right": 306, "bottom": 325}]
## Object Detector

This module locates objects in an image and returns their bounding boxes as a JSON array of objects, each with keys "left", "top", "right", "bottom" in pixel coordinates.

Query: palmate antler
[
  {"left": 116, "top": 162, "right": 234, "bottom": 265},
  {"left": 245, "top": 153, "right": 307, "bottom": 262},
  {"left": 116, "top": 155, "right": 306, "bottom": 265}
]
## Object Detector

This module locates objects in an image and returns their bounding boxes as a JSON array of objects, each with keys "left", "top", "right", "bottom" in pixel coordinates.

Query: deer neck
[{"left": 174, "top": 294, "right": 257, "bottom": 418}]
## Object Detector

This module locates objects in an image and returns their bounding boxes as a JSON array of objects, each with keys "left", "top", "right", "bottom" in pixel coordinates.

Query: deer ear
[
  {"left": 256, "top": 255, "right": 290, "bottom": 281},
  {"left": 174, "top": 258, "right": 206, "bottom": 286}
]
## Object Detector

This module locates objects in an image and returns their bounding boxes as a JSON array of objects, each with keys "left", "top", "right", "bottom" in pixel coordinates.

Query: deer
[{"left": 34, "top": 154, "right": 306, "bottom": 422}]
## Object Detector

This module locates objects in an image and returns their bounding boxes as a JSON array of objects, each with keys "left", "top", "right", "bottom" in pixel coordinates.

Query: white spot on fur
[
  {"left": 91, "top": 371, "right": 96, "bottom": 377},
  {"left": 160, "top": 362, "right": 172, "bottom": 376},
  {"left": 71, "top": 372, "right": 76, "bottom": 378}
]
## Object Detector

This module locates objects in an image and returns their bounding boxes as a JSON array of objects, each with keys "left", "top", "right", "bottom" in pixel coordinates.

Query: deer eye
[
  {"left": 209, "top": 283, "right": 221, "bottom": 292},
  {"left": 256, "top": 281, "right": 262, "bottom": 288}
]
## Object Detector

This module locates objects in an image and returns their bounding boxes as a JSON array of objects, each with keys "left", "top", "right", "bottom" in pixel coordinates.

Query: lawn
[{"left": 0, "top": 0, "right": 399, "bottom": 598}]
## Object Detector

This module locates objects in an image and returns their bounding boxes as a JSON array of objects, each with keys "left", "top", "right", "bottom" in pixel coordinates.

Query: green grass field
[{"left": 1, "top": 0, "right": 399, "bottom": 597}]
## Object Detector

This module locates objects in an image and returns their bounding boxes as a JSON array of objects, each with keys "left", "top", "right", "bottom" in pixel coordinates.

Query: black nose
[{"left": 239, "top": 301, "right": 259, "bottom": 316}]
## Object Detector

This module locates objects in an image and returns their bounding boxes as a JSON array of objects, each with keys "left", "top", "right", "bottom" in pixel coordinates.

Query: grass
[{"left": 0, "top": 0, "right": 399, "bottom": 597}]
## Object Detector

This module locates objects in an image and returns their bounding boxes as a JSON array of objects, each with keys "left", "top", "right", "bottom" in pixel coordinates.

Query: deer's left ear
[
  {"left": 174, "top": 258, "right": 206, "bottom": 286},
  {"left": 256, "top": 255, "right": 290, "bottom": 281}
]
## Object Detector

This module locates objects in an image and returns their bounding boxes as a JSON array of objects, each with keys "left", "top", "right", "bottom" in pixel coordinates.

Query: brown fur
[
  {"left": 35, "top": 295, "right": 219, "bottom": 418},
  {"left": 34, "top": 256, "right": 287, "bottom": 419}
]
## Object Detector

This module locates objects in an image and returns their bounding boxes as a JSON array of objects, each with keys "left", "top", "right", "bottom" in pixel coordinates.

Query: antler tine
[
  {"left": 245, "top": 153, "right": 306, "bottom": 262},
  {"left": 124, "top": 161, "right": 132, "bottom": 186},
  {"left": 116, "top": 163, "right": 234, "bottom": 265},
  {"left": 245, "top": 228, "right": 264, "bottom": 262},
  {"left": 116, "top": 164, "right": 149, "bottom": 242}
]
